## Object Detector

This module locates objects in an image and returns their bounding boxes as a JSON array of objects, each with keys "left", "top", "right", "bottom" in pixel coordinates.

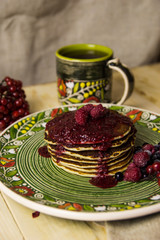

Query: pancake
[
  {"left": 44, "top": 104, "right": 136, "bottom": 178},
  {"left": 45, "top": 127, "right": 135, "bottom": 151},
  {"left": 49, "top": 148, "right": 133, "bottom": 168},
  {"left": 47, "top": 136, "right": 135, "bottom": 161},
  {"left": 51, "top": 151, "right": 133, "bottom": 177}
]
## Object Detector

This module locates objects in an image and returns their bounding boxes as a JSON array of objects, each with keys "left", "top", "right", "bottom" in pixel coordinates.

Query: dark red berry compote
[
  {"left": 43, "top": 104, "right": 137, "bottom": 189},
  {"left": 45, "top": 104, "right": 134, "bottom": 145},
  {"left": 38, "top": 146, "right": 51, "bottom": 158}
]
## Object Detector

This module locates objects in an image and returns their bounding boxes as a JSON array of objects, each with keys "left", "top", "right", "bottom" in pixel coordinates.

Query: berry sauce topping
[
  {"left": 38, "top": 146, "right": 51, "bottom": 158},
  {"left": 0, "top": 76, "right": 30, "bottom": 131},
  {"left": 89, "top": 153, "right": 118, "bottom": 189},
  {"left": 89, "top": 175, "right": 118, "bottom": 189},
  {"left": 46, "top": 104, "right": 134, "bottom": 145}
]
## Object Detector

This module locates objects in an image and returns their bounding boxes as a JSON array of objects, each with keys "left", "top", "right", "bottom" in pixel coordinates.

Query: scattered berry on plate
[
  {"left": 124, "top": 166, "right": 142, "bottom": 182},
  {"left": 146, "top": 165, "right": 154, "bottom": 175},
  {"left": 133, "top": 151, "right": 150, "bottom": 167},
  {"left": 115, "top": 172, "right": 124, "bottom": 181},
  {"left": 123, "top": 142, "right": 160, "bottom": 186}
]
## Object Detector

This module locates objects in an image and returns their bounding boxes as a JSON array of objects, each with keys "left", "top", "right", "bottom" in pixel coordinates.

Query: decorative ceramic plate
[{"left": 0, "top": 104, "right": 160, "bottom": 221}]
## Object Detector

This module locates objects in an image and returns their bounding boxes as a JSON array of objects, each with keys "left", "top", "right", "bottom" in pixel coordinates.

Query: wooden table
[{"left": 0, "top": 63, "right": 160, "bottom": 240}]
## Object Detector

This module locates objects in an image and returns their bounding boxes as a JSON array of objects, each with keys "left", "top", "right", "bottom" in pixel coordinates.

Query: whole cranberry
[
  {"left": 146, "top": 165, "right": 154, "bottom": 175},
  {"left": 152, "top": 162, "right": 160, "bottom": 172}
]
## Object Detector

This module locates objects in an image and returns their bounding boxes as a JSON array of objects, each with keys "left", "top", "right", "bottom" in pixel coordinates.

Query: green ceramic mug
[{"left": 56, "top": 44, "right": 134, "bottom": 105}]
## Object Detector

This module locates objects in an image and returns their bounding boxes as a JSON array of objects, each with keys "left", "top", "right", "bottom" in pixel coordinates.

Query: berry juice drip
[
  {"left": 89, "top": 151, "right": 118, "bottom": 189},
  {"left": 55, "top": 144, "right": 65, "bottom": 153},
  {"left": 38, "top": 146, "right": 51, "bottom": 158},
  {"left": 89, "top": 175, "right": 118, "bottom": 189}
]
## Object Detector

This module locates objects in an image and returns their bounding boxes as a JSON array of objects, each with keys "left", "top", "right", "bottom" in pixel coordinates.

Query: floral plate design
[{"left": 0, "top": 104, "right": 160, "bottom": 221}]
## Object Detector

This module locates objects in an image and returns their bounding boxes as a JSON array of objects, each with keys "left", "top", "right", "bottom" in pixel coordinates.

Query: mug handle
[{"left": 107, "top": 58, "right": 134, "bottom": 105}]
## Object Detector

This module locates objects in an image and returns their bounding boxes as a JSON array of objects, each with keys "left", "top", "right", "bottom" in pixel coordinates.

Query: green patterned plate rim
[{"left": 0, "top": 103, "right": 160, "bottom": 221}]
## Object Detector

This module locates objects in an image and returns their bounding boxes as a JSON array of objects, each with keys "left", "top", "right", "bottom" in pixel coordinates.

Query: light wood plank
[
  {"left": 3, "top": 193, "right": 107, "bottom": 240},
  {"left": 0, "top": 193, "right": 23, "bottom": 240}
]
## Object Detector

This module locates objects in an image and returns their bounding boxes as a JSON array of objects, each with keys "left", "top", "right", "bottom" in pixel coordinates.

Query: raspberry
[
  {"left": 133, "top": 151, "right": 150, "bottom": 167},
  {"left": 127, "top": 162, "right": 137, "bottom": 169},
  {"left": 124, "top": 166, "right": 142, "bottom": 182},
  {"left": 75, "top": 108, "right": 88, "bottom": 126},
  {"left": 142, "top": 143, "right": 154, "bottom": 151},
  {"left": 90, "top": 104, "right": 107, "bottom": 119},
  {"left": 82, "top": 104, "right": 94, "bottom": 113}
]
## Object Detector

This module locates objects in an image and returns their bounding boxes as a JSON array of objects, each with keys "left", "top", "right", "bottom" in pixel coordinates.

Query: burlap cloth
[
  {"left": 105, "top": 213, "right": 160, "bottom": 240},
  {"left": 0, "top": 0, "right": 159, "bottom": 86}
]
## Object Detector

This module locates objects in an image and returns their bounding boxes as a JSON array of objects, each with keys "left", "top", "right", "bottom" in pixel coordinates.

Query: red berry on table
[
  {"left": 9, "top": 85, "right": 16, "bottom": 92},
  {"left": 0, "top": 105, "right": 5, "bottom": 112},
  {"left": 12, "top": 111, "right": 19, "bottom": 119},
  {"left": 4, "top": 76, "right": 11, "bottom": 82},
  {"left": 0, "top": 120, "right": 6, "bottom": 130},
  {"left": 3, "top": 108, "right": 9, "bottom": 115},
  {"left": 16, "top": 80, "right": 22, "bottom": 88},
  {"left": 18, "top": 108, "right": 25, "bottom": 116},
  {"left": 15, "top": 98, "right": 23, "bottom": 107},
  {"left": 0, "top": 113, "right": 3, "bottom": 119},
  {"left": 1, "top": 98, "right": 8, "bottom": 105},
  {"left": 6, "top": 79, "right": 13, "bottom": 86},
  {"left": 3, "top": 115, "right": 10, "bottom": 123},
  {"left": 0, "top": 76, "right": 30, "bottom": 130},
  {"left": 24, "top": 111, "right": 30, "bottom": 116},
  {"left": 7, "top": 102, "right": 13, "bottom": 109},
  {"left": 12, "top": 91, "right": 19, "bottom": 98}
]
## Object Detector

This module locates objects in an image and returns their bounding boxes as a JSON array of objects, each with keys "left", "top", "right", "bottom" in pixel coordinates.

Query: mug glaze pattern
[{"left": 56, "top": 44, "right": 134, "bottom": 105}]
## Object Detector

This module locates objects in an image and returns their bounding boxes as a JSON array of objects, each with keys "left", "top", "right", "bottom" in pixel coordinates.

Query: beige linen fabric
[
  {"left": 106, "top": 213, "right": 160, "bottom": 240},
  {"left": 0, "top": 0, "right": 159, "bottom": 86}
]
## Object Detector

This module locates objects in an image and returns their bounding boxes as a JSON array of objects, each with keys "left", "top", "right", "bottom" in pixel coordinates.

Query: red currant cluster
[{"left": 0, "top": 77, "right": 30, "bottom": 131}]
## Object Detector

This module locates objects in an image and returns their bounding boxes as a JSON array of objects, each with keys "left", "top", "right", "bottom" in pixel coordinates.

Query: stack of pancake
[{"left": 44, "top": 105, "right": 136, "bottom": 177}]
